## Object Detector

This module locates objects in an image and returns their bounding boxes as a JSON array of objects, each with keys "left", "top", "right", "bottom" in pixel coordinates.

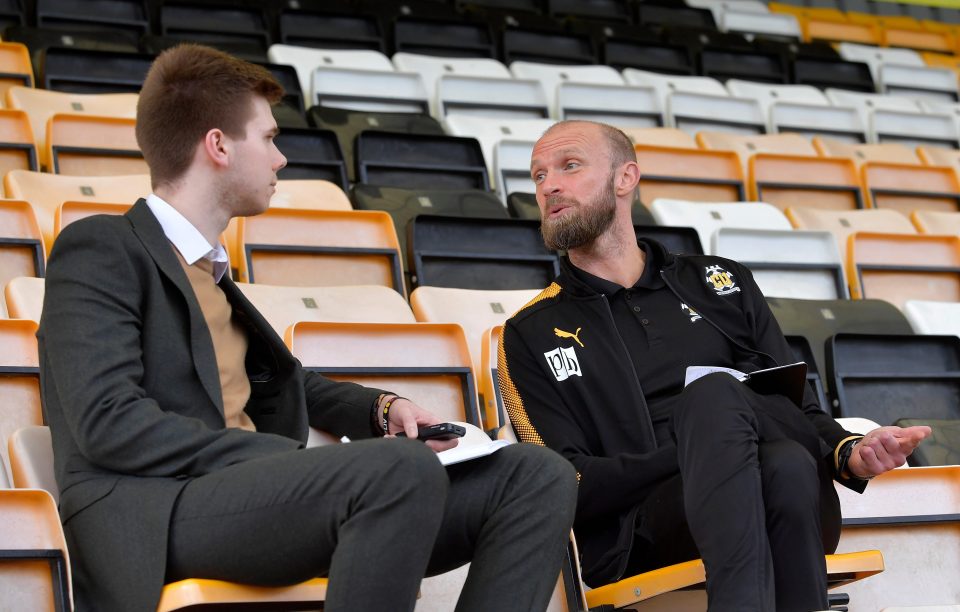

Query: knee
[
  {"left": 674, "top": 373, "right": 753, "bottom": 435},
  {"left": 501, "top": 444, "right": 578, "bottom": 508},
  {"left": 760, "top": 440, "right": 819, "bottom": 515},
  {"left": 356, "top": 439, "right": 449, "bottom": 504}
]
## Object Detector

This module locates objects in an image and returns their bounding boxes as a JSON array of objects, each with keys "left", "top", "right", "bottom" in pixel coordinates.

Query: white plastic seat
[
  {"left": 879, "top": 64, "right": 959, "bottom": 104},
  {"left": 837, "top": 43, "right": 924, "bottom": 85},
  {"left": 310, "top": 67, "right": 428, "bottom": 113},
  {"left": 649, "top": 199, "right": 792, "bottom": 254},
  {"left": 903, "top": 300, "right": 960, "bottom": 336},
  {"left": 442, "top": 115, "right": 553, "bottom": 191},
  {"left": 713, "top": 228, "right": 847, "bottom": 299},
  {"left": 720, "top": 10, "right": 801, "bottom": 40},
  {"left": 494, "top": 139, "right": 538, "bottom": 202},
  {"left": 556, "top": 83, "right": 663, "bottom": 127},
  {"left": 623, "top": 70, "right": 764, "bottom": 135},
  {"left": 826, "top": 89, "right": 958, "bottom": 147},
  {"left": 917, "top": 100, "right": 960, "bottom": 146},
  {"left": 509, "top": 61, "right": 624, "bottom": 118},
  {"left": 436, "top": 75, "right": 548, "bottom": 121},
  {"left": 392, "top": 53, "right": 511, "bottom": 118},
  {"left": 267, "top": 44, "right": 394, "bottom": 103},
  {"left": 726, "top": 79, "right": 866, "bottom": 141},
  {"left": 685, "top": 0, "right": 769, "bottom": 23}
]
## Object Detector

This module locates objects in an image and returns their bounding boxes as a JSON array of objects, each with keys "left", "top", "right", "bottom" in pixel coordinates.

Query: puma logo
[{"left": 554, "top": 327, "right": 584, "bottom": 348}]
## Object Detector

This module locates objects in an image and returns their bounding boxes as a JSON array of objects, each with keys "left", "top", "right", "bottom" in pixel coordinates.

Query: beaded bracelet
[{"left": 380, "top": 395, "right": 410, "bottom": 435}]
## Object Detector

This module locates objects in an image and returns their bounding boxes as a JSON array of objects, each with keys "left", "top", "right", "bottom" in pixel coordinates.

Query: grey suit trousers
[{"left": 165, "top": 438, "right": 577, "bottom": 612}]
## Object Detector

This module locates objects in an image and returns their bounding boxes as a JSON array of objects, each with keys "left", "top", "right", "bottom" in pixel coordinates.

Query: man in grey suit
[{"left": 38, "top": 44, "right": 577, "bottom": 612}]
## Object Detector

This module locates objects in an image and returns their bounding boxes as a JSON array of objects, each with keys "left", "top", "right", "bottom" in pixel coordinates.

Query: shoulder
[
  {"left": 46, "top": 213, "right": 144, "bottom": 279},
  {"left": 505, "top": 282, "right": 565, "bottom": 327}
]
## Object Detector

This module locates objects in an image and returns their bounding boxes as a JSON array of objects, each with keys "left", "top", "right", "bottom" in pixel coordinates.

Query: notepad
[
  {"left": 437, "top": 422, "right": 513, "bottom": 467},
  {"left": 684, "top": 362, "right": 808, "bottom": 408}
]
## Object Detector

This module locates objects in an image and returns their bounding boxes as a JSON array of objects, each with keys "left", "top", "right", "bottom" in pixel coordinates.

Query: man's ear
[
  {"left": 202, "top": 128, "right": 229, "bottom": 168},
  {"left": 615, "top": 161, "right": 640, "bottom": 197}
]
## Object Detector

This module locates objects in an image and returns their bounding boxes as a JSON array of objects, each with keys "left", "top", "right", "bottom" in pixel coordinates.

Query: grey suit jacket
[{"left": 38, "top": 200, "right": 384, "bottom": 612}]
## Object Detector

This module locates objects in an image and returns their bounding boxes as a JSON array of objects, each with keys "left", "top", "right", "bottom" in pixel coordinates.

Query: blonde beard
[{"left": 540, "top": 179, "right": 617, "bottom": 251}]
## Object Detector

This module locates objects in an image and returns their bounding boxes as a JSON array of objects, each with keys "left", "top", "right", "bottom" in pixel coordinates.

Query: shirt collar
[
  {"left": 567, "top": 241, "right": 664, "bottom": 296},
  {"left": 145, "top": 194, "right": 229, "bottom": 282}
]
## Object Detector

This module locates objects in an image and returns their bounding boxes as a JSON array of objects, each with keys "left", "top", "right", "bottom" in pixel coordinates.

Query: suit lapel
[{"left": 126, "top": 200, "right": 224, "bottom": 416}]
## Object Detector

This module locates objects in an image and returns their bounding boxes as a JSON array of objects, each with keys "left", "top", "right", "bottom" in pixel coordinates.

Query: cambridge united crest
[{"left": 704, "top": 265, "right": 740, "bottom": 296}]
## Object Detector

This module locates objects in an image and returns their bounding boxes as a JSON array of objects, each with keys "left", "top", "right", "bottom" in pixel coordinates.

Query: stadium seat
[
  {"left": 649, "top": 199, "right": 792, "bottom": 254},
  {"left": 235, "top": 208, "right": 404, "bottom": 294},
  {"left": 277, "top": 6, "right": 385, "bottom": 52},
  {"left": 696, "top": 132, "right": 817, "bottom": 173},
  {"left": 509, "top": 61, "right": 625, "bottom": 118},
  {"left": 903, "top": 299, "right": 960, "bottom": 336},
  {"left": 847, "top": 232, "right": 960, "bottom": 308},
  {"left": 634, "top": 145, "right": 746, "bottom": 204},
  {"left": 0, "top": 319, "right": 41, "bottom": 488},
  {"left": 5, "top": 86, "right": 137, "bottom": 171},
  {"left": 826, "top": 88, "right": 958, "bottom": 148},
  {"left": 767, "top": 297, "right": 913, "bottom": 391},
  {"left": 714, "top": 228, "right": 848, "bottom": 299},
  {"left": 837, "top": 42, "right": 923, "bottom": 84},
  {"left": 911, "top": 209, "right": 960, "bottom": 235},
  {"left": 0, "top": 200, "right": 44, "bottom": 309},
  {"left": 273, "top": 127, "right": 348, "bottom": 189},
  {"left": 392, "top": 16, "right": 497, "bottom": 58},
  {"left": 725, "top": 79, "right": 865, "bottom": 141},
  {"left": 0, "top": 488, "right": 72, "bottom": 612},
  {"left": 635, "top": 224, "right": 705, "bottom": 255},
  {"left": 3, "top": 170, "right": 150, "bottom": 255},
  {"left": 602, "top": 37, "right": 695, "bottom": 75},
  {"left": 832, "top": 465, "right": 960, "bottom": 610},
  {"left": 158, "top": 3, "right": 270, "bottom": 58},
  {"left": 38, "top": 47, "right": 152, "bottom": 93},
  {"left": 793, "top": 55, "right": 876, "bottom": 94},
  {"left": 718, "top": 8, "right": 803, "bottom": 41},
  {"left": 236, "top": 282, "right": 416, "bottom": 339},
  {"left": 392, "top": 53, "right": 511, "bottom": 118},
  {"left": 786, "top": 334, "right": 831, "bottom": 412},
  {"left": 860, "top": 162, "right": 960, "bottom": 216},
  {"left": 407, "top": 215, "right": 559, "bottom": 291},
  {"left": 259, "top": 62, "right": 307, "bottom": 128},
  {"left": 35, "top": 0, "right": 148, "bottom": 41},
  {"left": 623, "top": 127, "right": 698, "bottom": 148},
  {"left": 786, "top": 207, "right": 916, "bottom": 258},
  {"left": 45, "top": 114, "right": 145, "bottom": 176},
  {"left": 266, "top": 44, "right": 394, "bottom": 104},
  {"left": 546, "top": 0, "right": 631, "bottom": 22},
  {"left": 53, "top": 201, "right": 130, "bottom": 239},
  {"left": 796, "top": 12, "right": 882, "bottom": 46},
  {"left": 622, "top": 69, "right": 765, "bottom": 135},
  {"left": 917, "top": 144, "right": 960, "bottom": 174},
  {"left": 480, "top": 324, "right": 504, "bottom": 428},
  {"left": 286, "top": 321, "right": 483, "bottom": 425},
  {"left": 493, "top": 139, "right": 541, "bottom": 203},
  {"left": 7, "top": 425, "right": 332, "bottom": 612},
  {"left": 436, "top": 74, "right": 548, "bottom": 120},
  {"left": 812, "top": 137, "right": 921, "bottom": 166},
  {"left": 442, "top": 115, "right": 553, "bottom": 191},
  {"left": 355, "top": 131, "right": 489, "bottom": 191},
  {"left": 749, "top": 153, "right": 864, "bottom": 211},
  {"left": 311, "top": 66, "right": 429, "bottom": 115},
  {"left": 270, "top": 180, "right": 353, "bottom": 211},
  {"left": 500, "top": 27, "right": 596, "bottom": 65},
  {"left": 635, "top": 3, "right": 716, "bottom": 30},
  {"left": 555, "top": 81, "right": 663, "bottom": 127},
  {"left": 4, "top": 276, "right": 44, "bottom": 322},
  {"left": 0, "top": 41, "right": 33, "bottom": 100}
]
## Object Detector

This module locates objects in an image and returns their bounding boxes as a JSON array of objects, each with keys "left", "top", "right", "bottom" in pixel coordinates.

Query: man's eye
[
  {"left": 533, "top": 173, "right": 545, "bottom": 183},
  {"left": 565, "top": 162, "right": 579, "bottom": 170}
]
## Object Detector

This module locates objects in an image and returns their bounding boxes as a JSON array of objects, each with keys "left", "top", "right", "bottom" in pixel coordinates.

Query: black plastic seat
[
  {"left": 0, "top": 0, "right": 23, "bottom": 31},
  {"left": 604, "top": 38, "right": 694, "bottom": 74},
  {"left": 140, "top": 34, "right": 266, "bottom": 62},
  {"left": 407, "top": 215, "right": 561, "bottom": 290},
  {"left": 393, "top": 16, "right": 496, "bottom": 58},
  {"left": 5, "top": 26, "right": 138, "bottom": 73},
  {"left": 35, "top": 0, "right": 148, "bottom": 45},
  {"left": 546, "top": 0, "right": 632, "bottom": 23},
  {"left": 827, "top": 334, "right": 960, "bottom": 425},
  {"left": 278, "top": 7, "right": 385, "bottom": 52},
  {"left": 40, "top": 47, "right": 152, "bottom": 93},
  {"left": 635, "top": 3, "right": 716, "bottom": 31},
  {"left": 700, "top": 47, "right": 788, "bottom": 84},
  {"left": 785, "top": 334, "right": 830, "bottom": 413},
  {"left": 274, "top": 127, "right": 348, "bottom": 190},
  {"left": 159, "top": 3, "right": 270, "bottom": 56},
  {"left": 501, "top": 27, "right": 596, "bottom": 65},
  {"left": 309, "top": 106, "right": 445, "bottom": 182},
  {"left": 664, "top": 26, "right": 753, "bottom": 53},
  {"left": 792, "top": 57, "right": 875, "bottom": 92},
  {"left": 766, "top": 297, "right": 913, "bottom": 410},
  {"left": 355, "top": 131, "right": 489, "bottom": 191},
  {"left": 634, "top": 225, "right": 704, "bottom": 255},
  {"left": 259, "top": 62, "right": 306, "bottom": 128}
]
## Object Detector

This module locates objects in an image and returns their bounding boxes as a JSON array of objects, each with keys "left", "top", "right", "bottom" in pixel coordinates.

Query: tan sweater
[{"left": 175, "top": 249, "right": 255, "bottom": 431}]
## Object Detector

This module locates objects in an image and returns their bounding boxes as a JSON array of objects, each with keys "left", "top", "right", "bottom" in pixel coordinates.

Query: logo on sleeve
[
  {"left": 544, "top": 346, "right": 582, "bottom": 381},
  {"left": 704, "top": 265, "right": 740, "bottom": 296},
  {"left": 681, "top": 303, "right": 702, "bottom": 322}
]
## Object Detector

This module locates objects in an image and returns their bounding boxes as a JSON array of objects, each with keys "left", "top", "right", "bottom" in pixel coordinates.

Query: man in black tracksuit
[{"left": 499, "top": 120, "right": 931, "bottom": 611}]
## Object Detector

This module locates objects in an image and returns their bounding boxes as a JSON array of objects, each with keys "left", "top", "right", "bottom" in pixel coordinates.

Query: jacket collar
[{"left": 557, "top": 238, "right": 677, "bottom": 298}]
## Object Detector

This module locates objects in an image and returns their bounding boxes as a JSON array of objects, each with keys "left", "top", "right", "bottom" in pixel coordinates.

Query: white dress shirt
[{"left": 145, "top": 194, "right": 230, "bottom": 282}]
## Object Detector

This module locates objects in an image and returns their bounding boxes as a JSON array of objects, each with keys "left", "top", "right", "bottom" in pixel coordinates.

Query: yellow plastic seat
[
  {"left": 286, "top": 321, "right": 483, "bottom": 426},
  {"left": 847, "top": 232, "right": 960, "bottom": 308},
  {"left": 0, "top": 319, "right": 41, "bottom": 488},
  {"left": 749, "top": 153, "right": 864, "bottom": 211},
  {"left": 917, "top": 144, "right": 960, "bottom": 174},
  {"left": 861, "top": 162, "right": 960, "bottom": 215},
  {"left": 4, "top": 276, "right": 44, "bottom": 322},
  {"left": 0, "top": 201, "right": 45, "bottom": 313},
  {"left": 46, "top": 114, "right": 146, "bottom": 176},
  {"left": 623, "top": 127, "right": 698, "bottom": 149},
  {"left": 236, "top": 208, "right": 404, "bottom": 294},
  {"left": 54, "top": 201, "right": 132, "bottom": 239},
  {"left": 0, "top": 42, "right": 33, "bottom": 100},
  {"left": 634, "top": 145, "right": 745, "bottom": 205},
  {"left": 5, "top": 87, "right": 137, "bottom": 170},
  {"left": 3, "top": 170, "right": 151, "bottom": 255},
  {"left": 786, "top": 206, "right": 916, "bottom": 259},
  {"left": 480, "top": 325, "right": 505, "bottom": 429},
  {"left": 157, "top": 578, "right": 329, "bottom": 612},
  {"left": 0, "top": 109, "right": 38, "bottom": 176},
  {"left": 698, "top": 132, "right": 817, "bottom": 173},
  {"left": 921, "top": 51, "right": 960, "bottom": 75},
  {"left": 799, "top": 11, "right": 881, "bottom": 45},
  {"left": 911, "top": 209, "right": 960, "bottom": 235},
  {"left": 814, "top": 136, "right": 922, "bottom": 167},
  {"left": 0, "top": 489, "right": 72, "bottom": 612},
  {"left": 881, "top": 23, "right": 954, "bottom": 53}
]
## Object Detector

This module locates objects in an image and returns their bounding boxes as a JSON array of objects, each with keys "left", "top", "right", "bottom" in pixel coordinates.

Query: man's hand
[
  {"left": 847, "top": 425, "right": 932, "bottom": 479},
  {"left": 385, "top": 397, "right": 459, "bottom": 453}
]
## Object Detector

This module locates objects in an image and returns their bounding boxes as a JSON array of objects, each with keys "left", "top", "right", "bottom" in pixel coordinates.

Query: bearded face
[{"left": 540, "top": 171, "right": 617, "bottom": 251}]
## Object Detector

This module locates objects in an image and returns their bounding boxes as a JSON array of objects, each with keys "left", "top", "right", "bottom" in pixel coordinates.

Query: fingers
[{"left": 426, "top": 438, "right": 459, "bottom": 454}]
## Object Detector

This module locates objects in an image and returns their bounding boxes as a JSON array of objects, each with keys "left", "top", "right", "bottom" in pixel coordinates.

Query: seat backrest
[
  {"left": 0, "top": 488, "right": 72, "bottom": 612},
  {"left": 443, "top": 115, "right": 553, "bottom": 189},
  {"left": 269, "top": 180, "right": 353, "bottom": 211},
  {"left": 749, "top": 153, "right": 863, "bottom": 212},
  {"left": 392, "top": 53, "right": 510, "bottom": 117},
  {"left": 0, "top": 200, "right": 45, "bottom": 302},
  {"left": 911, "top": 209, "right": 960, "bottom": 235},
  {"left": 555, "top": 82, "right": 663, "bottom": 128},
  {"left": 904, "top": 299, "right": 960, "bottom": 336},
  {"left": 273, "top": 127, "right": 348, "bottom": 189},
  {"left": 236, "top": 282, "right": 415, "bottom": 339},
  {"left": 355, "top": 131, "right": 489, "bottom": 191},
  {"left": 0, "top": 41, "right": 34, "bottom": 100},
  {"left": 237, "top": 208, "right": 404, "bottom": 294},
  {"left": 310, "top": 66, "right": 428, "bottom": 115},
  {"left": 436, "top": 74, "right": 549, "bottom": 121},
  {"left": 861, "top": 162, "right": 960, "bottom": 216},
  {"left": 46, "top": 114, "right": 146, "bottom": 176},
  {"left": 0, "top": 319, "right": 42, "bottom": 487},
  {"left": 0, "top": 108, "right": 38, "bottom": 176},
  {"left": 4, "top": 276, "right": 44, "bottom": 322},
  {"left": 813, "top": 137, "right": 921, "bottom": 166},
  {"left": 286, "top": 321, "right": 482, "bottom": 425},
  {"left": 726, "top": 79, "right": 830, "bottom": 116},
  {"left": 697, "top": 132, "right": 817, "bottom": 172},
  {"left": 635, "top": 146, "right": 746, "bottom": 204},
  {"left": 623, "top": 127, "right": 698, "bottom": 148},
  {"left": 785, "top": 207, "right": 916, "bottom": 257},
  {"left": 3, "top": 170, "right": 150, "bottom": 254},
  {"left": 266, "top": 44, "right": 394, "bottom": 99},
  {"left": 509, "top": 61, "right": 624, "bottom": 117},
  {"left": 650, "top": 199, "right": 791, "bottom": 253},
  {"left": 8, "top": 426, "right": 58, "bottom": 502},
  {"left": 838, "top": 42, "right": 924, "bottom": 83},
  {"left": 54, "top": 201, "right": 132, "bottom": 239},
  {"left": 481, "top": 325, "right": 505, "bottom": 429}
]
